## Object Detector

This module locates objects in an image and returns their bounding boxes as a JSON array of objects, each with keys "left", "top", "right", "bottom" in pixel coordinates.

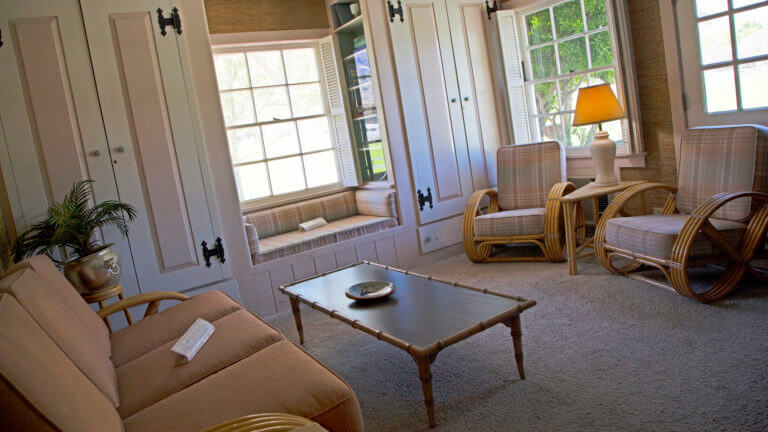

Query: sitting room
[{"left": 0, "top": 0, "right": 766, "bottom": 431}]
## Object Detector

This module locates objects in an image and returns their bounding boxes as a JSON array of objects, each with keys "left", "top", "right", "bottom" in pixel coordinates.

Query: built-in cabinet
[
  {"left": 388, "top": 0, "right": 508, "bottom": 248},
  {"left": 0, "top": 0, "right": 237, "bottom": 304}
]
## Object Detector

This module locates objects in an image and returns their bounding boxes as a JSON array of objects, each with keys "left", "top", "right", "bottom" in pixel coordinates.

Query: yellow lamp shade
[{"left": 572, "top": 83, "right": 626, "bottom": 126}]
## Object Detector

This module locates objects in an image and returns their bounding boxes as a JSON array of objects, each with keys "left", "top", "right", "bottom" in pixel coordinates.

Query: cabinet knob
[
  {"left": 115, "top": 146, "right": 125, "bottom": 153},
  {"left": 450, "top": 98, "right": 457, "bottom": 103},
  {"left": 464, "top": 96, "right": 471, "bottom": 102},
  {"left": 91, "top": 150, "right": 101, "bottom": 157}
]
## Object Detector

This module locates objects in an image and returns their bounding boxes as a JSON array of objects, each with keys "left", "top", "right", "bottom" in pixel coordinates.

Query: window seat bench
[{"left": 243, "top": 190, "right": 398, "bottom": 265}]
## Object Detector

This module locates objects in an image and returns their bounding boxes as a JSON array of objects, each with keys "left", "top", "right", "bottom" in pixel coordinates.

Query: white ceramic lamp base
[{"left": 590, "top": 130, "right": 619, "bottom": 186}]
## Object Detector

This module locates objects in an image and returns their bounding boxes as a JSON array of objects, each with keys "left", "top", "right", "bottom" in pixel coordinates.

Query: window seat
[{"left": 243, "top": 189, "right": 398, "bottom": 265}]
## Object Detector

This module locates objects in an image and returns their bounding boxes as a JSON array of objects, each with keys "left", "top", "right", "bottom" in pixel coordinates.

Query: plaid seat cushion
[
  {"left": 474, "top": 208, "right": 546, "bottom": 237},
  {"left": 496, "top": 141, "right": 565, "bottom": 210},
  {"left": 677, "top": 125, "right": 768, "bottom": 222},
  {"left": 605, "top": 214, "right": 746, "bottom": 259},
  {"left": 244, "top": 191, "right": 358, "bottom": 239},
  {"left": 253, "top": 215, "right": 398, "bottom": 264}
]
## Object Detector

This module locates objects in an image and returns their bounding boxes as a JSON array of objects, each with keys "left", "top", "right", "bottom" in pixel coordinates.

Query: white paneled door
[
  {"left": 0, "top": 0, "right": 140, "bottom": 295},
  {"left": 80, "top": 0, "right": 224, "bottom": 292}
]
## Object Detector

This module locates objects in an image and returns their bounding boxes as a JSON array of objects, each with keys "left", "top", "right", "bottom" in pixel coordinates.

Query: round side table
[{"left": 82, "top": 284, "right": 131, "bottom": 332}]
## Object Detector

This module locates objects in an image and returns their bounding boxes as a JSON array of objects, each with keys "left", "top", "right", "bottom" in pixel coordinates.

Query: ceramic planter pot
[{"left": 63, "top": 244, "right": 121, "bottom": 294}]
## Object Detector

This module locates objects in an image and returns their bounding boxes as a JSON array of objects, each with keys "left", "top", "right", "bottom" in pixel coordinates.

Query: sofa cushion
[
  {"left": 0, "top": 295, "right": 122, "bottom": 432},
  {"left": 355, "top": 189, "right": 397, "bottom": 217},
  {"left": 123, "top": 340, "right": 363, "bottom": 432},
  {"left": 7, "top": 255, "right": 111, "bottom": 357},
  {"left": 245, "top": 191, "right": 358, "bottom": 239},
  {"left": 110, "top": 290, "right": 241, "bottom": 367},
  {"left": 116, "top": 309, "right": 284, "bottom": 418},
  {"left": 605, "top": 214, "right": 746, "bottom": 259},
  {"left": 496, "top": 141, "right": 565, "bottom": 210},
  {"left": 474, "top": 208, "right": 546, "bottom": 237},
  {"left": 0, "top": 269, "right": 119, "bottom": 406},
  {"left": 254, "top": 215, "right": 398, "bottom": 264}
]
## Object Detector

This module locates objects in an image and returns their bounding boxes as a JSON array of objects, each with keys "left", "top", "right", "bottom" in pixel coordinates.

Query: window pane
[
  {"left": 734, "top": 6, "right": 768, "bottom": 59},
  {"left": 563, "top": 113, "right": 594, "bottom": 147},
  {"left": 289, "top": 83, "right": 324, "bottom": 117},
  {"left": 698, "top": 17, "right": 733, "bottom": 65},
  {"left": 304, "top": 151, "right": 339, "bottom": 188},
  {"left": 234, "top": 163, "right": 270, "bottom": 201},
  {"left": 739, "top": 60, "right": 768, "bottom": 109},
  {"left": 534, "top": 81, "right": 559, "bottom": 114},
  {"left": 220, "top": 90, "right": 256, "bottom": 126},
  {"left": 262, "top": 122, "right": 300, "bottom": 158},
  {"left": 559, "top": 75, "right": 588, "bottom": 111},
  {"left": 214, "top": 53, "right": 249, "bottom": 90},
  {"left": 526, "top": 9, "right": 554, "bottom": 45},
  {"left": 589, "top": 30, "right": 613, "bottom": 68},
  {"left": 702, "top": 66, "right": 737, "bottom": 112},
  {"left": 247, "top": 51, "right": 285, "bottom": 86},
  {"left": 253, "top": 87, "right": 291, "bottom": 121},
  {"left": 553, "top": 0, "right": 584, "bottom": 38},
  {"left": 283, "top": 48, "right": 319, "bottom": 83},
  {"left": 584, "top": 0, "right": 608, "bottom": 30},
  {"left": 600, "top": 120, "right": 624, "bottom": 146},
  {"left": 268, "top": 157, "right": 306, "bottom": 195},
  {"left": 695, "top": 0, "right": 728, "bottom": 17},
  {"left": 297, "top": 117, "right": 332, "bottom": 152},
  {"left": 732, "top": 0, "right": 764, "bottom": 8},
  {"left": 588, "top": 69, "right": 615, "bottom": 85},
  {"left": 530, "top": 45, "right": 557, "bottom": 79},
  {"left": 538, "top": 115, "right": 564, "bottom": 143},
  {"left": 227, "top": 127, "right": 264, "bottom": 164},
  {"left": 558, "top": 37, "right": 589, "bottom": 73}
]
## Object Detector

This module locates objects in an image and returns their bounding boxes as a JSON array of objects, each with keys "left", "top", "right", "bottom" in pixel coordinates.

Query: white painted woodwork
[
  {"left": 181, "top": 278, "right": 242, "bottom": 303},
  {"left": 417, "top": 214, "right": 464, "bottom": 253},
  {"left": 374, "top": 237, "right": 398, "bottom": 267},
  {"left": 80, "top": 0, "right": 224, "bottom": 292},
  {"left": 292, "top": 256, "right": 317, "bottom": 281},
  {"left": 355, "top": 241, "right": 377, "bottom": 262},
  {"left": 335, "top": 246, "right": 358, "bottom": 267},
  {"left": 446, "top": 0, "right": 508, "bottom": 188},
  {"left": 389, "top": 0, "right": 474, "bottom": 224},
  {"left": 0, "top": 0, "right": 140, "bottom": 297},
  {"left": 244, "top": 272, "right": 277, "bottom": 317},
  {"left": 268, "top": 264, "right": 294, "bottom": 312},
  {"left": 314, "top": 253, "right": 338, "bottom": 274}
]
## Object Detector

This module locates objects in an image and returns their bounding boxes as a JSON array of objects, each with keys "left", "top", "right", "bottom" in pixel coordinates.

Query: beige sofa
[
  {"left": 0, "top": 255, "right": 363, "bottom": 432},
  {"left": 244, "top": 189, "right": 398, "bottom": 264}
]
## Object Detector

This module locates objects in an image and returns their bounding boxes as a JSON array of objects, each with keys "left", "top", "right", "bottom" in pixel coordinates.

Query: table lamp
[{"left": 572, "top": 83, "right": 626, "bottom": 186}]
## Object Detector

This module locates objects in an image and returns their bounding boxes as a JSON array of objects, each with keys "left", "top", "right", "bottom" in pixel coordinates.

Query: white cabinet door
[
  {"left": 80, "top": 0, "right": 224, "bottom": 292},
  {"left": 446, "top": 0, "right": 509, "bottom": 189},
  {"left": 389, "top": 0, "right": 474, "bottom": 224},
  {"left": 0, "top": 0, "right": 140, "bottom": 295}
]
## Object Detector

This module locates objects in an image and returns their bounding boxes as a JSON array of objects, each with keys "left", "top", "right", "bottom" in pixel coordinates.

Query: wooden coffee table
[{"left": 279, "top": 262, "right": 536, "bottom": 429}]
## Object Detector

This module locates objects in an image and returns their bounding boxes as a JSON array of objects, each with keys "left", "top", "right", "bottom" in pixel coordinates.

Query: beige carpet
[{"left": 267, "top": 246, "right": 768, "bottom": 431}]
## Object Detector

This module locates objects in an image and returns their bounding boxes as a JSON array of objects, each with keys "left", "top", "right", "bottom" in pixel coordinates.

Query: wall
[{"left": 204, "top": 0, "right": 329, "bottom": 34}]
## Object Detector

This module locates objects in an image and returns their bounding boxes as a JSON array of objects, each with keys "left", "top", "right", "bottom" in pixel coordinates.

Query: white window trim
[
  {"left": 507, "top": 0, "right": 644, "bottom": 157},
  {"left": 212, "top": 41, "right": 350, "bottom": 208}
]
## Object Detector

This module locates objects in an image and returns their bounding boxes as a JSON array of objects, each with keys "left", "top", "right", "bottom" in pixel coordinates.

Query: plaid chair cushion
[
  {"left": 677, "top": 125, "right": 768, "bottom": 222},
  {"left": 253, "top": 215, "right": 398, "bottom": 264},
  {"left": 244, "top": 223, "right": 259, "bottom": 256},
  {"left": 356, "top": 189, "right": 397, "bottom": 218},
  {"left": 605, "top": 214, "right": 746, "bottom": 259},
  {"left": 244, "top": 191, "right": 358, "bottom": 239},
  {"left": 496, "top": 141, "right": 565, "bottom": 210},
  {"left": 474, "top": 208, "right": 546, "bottom": 237}
]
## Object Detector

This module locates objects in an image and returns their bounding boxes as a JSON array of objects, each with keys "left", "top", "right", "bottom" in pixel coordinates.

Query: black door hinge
[
  {"left": 157, "top": 7, "right": 182, "bottom": 36},
  {"left": 201, "top": 237, "right": 225, "bottom": 267},
  {"left": 417, "top": 187, "right": 433, "bottom": 212},
  {"left": 486, "top": 0, "right": 498, "bottom": 20},
  {"left": 388, "top": 0, "right": 404, "bottom": 23}
]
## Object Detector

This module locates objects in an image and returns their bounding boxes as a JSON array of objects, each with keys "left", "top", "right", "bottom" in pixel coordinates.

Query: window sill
[{"left": 565, "top": 152, "right": 647, "bottom": 178}]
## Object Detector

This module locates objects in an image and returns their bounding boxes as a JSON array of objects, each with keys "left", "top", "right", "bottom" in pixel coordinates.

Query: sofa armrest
[
  {"left": 97, "top": 291, "right": 189, "bottom": 322},
  {"left": 355, "top": 189, "right": 397, "bottom": 218},
  {"left": 244, "top": 221, "right": 259, "bottom": 256}
]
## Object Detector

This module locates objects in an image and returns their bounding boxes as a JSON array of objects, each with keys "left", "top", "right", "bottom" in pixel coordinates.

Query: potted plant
[{"left": 11, "top": 180, "right": 137, "bottom": 294}]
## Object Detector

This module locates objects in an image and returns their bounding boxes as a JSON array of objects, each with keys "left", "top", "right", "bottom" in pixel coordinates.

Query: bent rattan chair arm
[
  {"left": 462, "top": 189, "right": 499, "bottom": 262},
  {"left": 202, "top": 413, "right": 324, "bottom": 432},
  {"left": 596, "top": 183, "right": 678, "bottom": 233},
  {"left": 542, "top": 181, "right": 578, "bottom": 262},
  {"left": 97, "top": 291, "right": 189, "bottom": 320}
]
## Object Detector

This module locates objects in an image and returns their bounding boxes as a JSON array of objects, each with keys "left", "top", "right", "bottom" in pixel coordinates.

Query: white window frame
[
  {"left": 213, "top": 41, "right": 347, "bottom": 210},
  {"left": 501, "top": 0, "right": 643, "bottom": 156}
]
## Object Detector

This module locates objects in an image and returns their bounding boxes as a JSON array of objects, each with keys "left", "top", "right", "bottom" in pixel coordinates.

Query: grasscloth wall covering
[{"left": 204, "top": 0, "right": 329, "bottom": 34}]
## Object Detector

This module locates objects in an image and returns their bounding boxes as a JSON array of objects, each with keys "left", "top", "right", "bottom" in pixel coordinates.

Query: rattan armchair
[
  {"left": 463, "top": 141, "right": 582, "bottom": 262},
  {"left": 594, "top": 125, "right": 768, "bottom": 302}
]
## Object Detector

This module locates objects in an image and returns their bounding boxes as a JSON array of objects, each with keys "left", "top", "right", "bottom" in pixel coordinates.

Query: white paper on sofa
[
  {"left": 171, "top": 318, "right": 215, "bottom": 364},
  {"left": 299, "top": 217, "right": 328, "bottom": 231}
]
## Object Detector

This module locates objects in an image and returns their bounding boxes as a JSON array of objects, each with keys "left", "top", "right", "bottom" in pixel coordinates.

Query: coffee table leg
[
  {"left": 563, "top": 201, "right": 579, "bottom": 275},
  {"left": 289, "top": 297, "right": 304, "bottom": 345},
  {"left": 413, "top": 354, "right": 437, "bottom": 429},
  {"left": 510, "top": 315, "right": 525, "bottom": 380}
]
